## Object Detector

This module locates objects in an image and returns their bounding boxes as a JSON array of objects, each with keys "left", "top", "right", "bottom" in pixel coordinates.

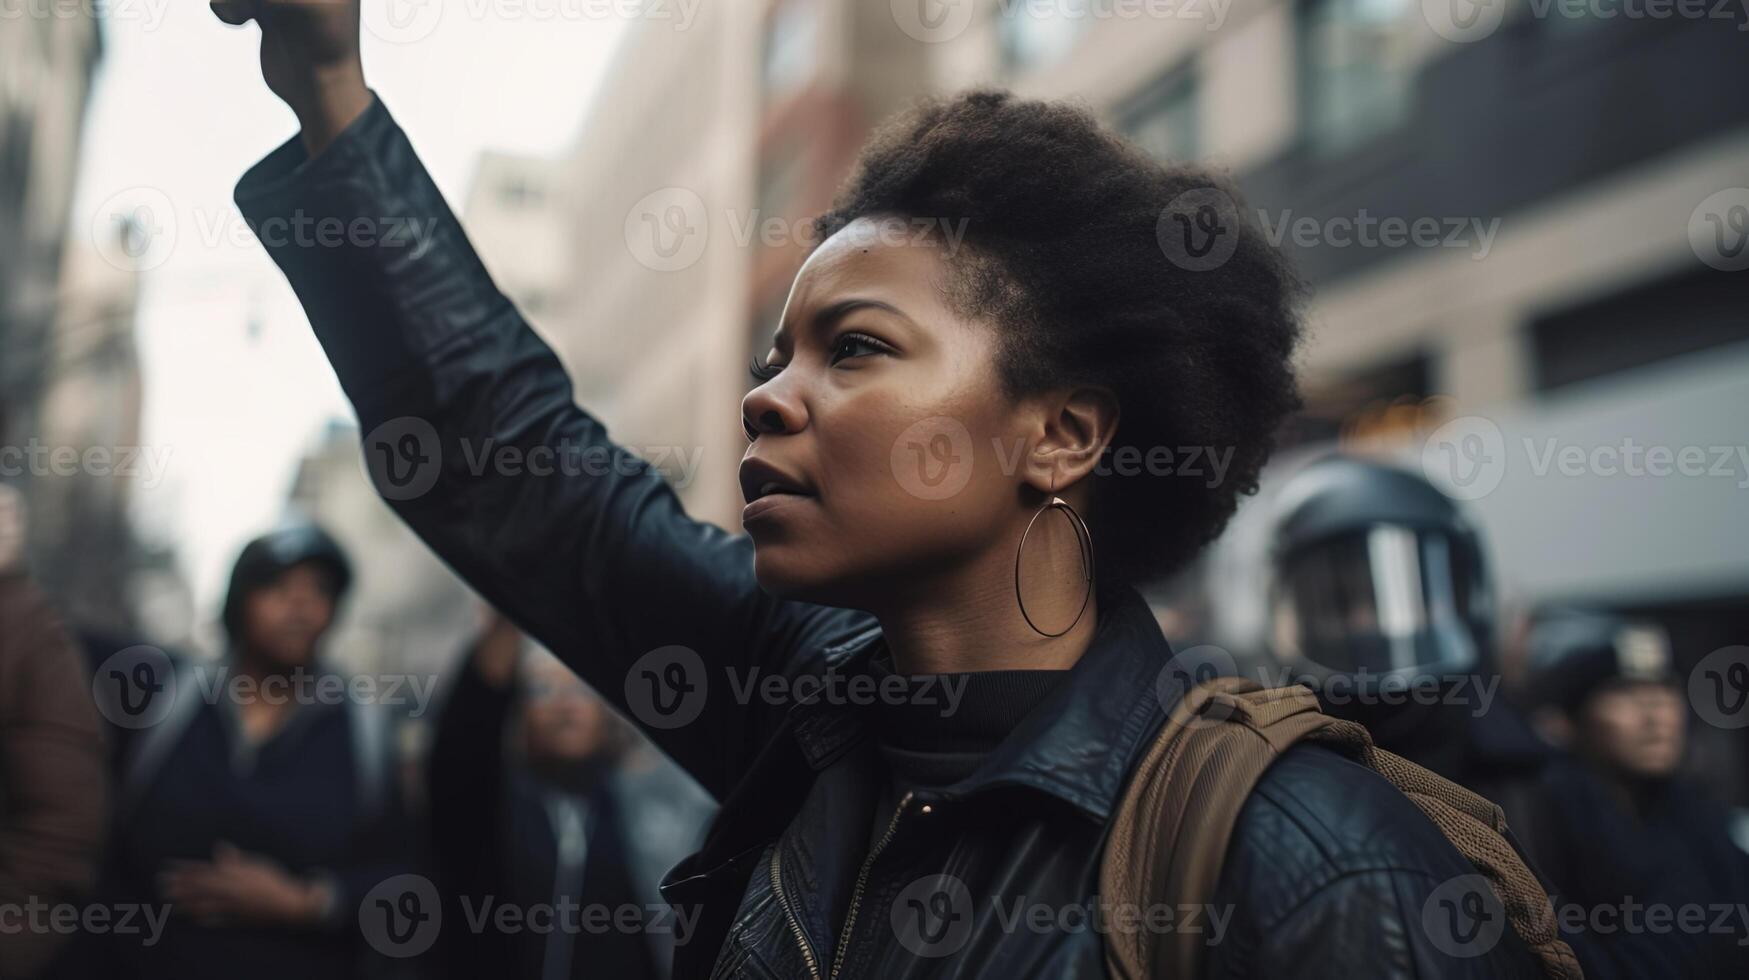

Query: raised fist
[{"left": 211, "top": 0, "right": 368, "bottom": 155}]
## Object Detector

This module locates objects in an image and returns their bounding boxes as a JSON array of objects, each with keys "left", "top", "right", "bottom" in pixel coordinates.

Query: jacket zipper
[
  {"left": 829, "top": 791, "right": 914, "bottom": 980},
  {"left": 769, "top": 845, "right": 823, "bottom": 980}
]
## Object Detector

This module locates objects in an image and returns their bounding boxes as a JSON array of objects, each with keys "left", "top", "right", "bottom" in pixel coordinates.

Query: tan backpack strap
[
  {"left": 1307, "top": 722, "right": 1584, "bottom": 980},
  {"left": 1103, "top": 686, "right": 1584, "bottom": 980},
  {"left": 1101, "top": 678, "right": 1335, "bottom": 980}
]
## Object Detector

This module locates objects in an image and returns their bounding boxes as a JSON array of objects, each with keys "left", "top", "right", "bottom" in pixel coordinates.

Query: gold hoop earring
[{"left": 1013, "top": 473, "right": 1095, "bottom": 638}]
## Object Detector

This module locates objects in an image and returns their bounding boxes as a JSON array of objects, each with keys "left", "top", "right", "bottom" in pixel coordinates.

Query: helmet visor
[{"left": 1271, "top": 525, "right": 1483, "bottom": 682}]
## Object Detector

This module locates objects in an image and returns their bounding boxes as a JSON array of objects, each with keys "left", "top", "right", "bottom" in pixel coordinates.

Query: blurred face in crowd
[
  {"left": 739, "top": 217, "right": 1091, "bottom": 612},
  {"left": 521, "top": 657, "right": 614, "bottom": 765},
  {"left": 239, "top": 562, "right": 338, "bottom": 671},
  {"left": 1578, "top": 681, "right": 1687, "bottom": 779}
]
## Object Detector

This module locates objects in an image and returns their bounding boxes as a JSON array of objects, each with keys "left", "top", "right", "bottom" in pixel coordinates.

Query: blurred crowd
[
  {"left": 0, "top": 485, "right": 714, "bottom": 980},
  {"left": 2, "top": 448, "right": 1747, "bottom": 977}
]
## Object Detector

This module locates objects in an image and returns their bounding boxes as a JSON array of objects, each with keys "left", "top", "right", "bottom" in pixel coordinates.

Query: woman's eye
[{"left": 829, "top": 332, "right": 890, "bottom": 365}]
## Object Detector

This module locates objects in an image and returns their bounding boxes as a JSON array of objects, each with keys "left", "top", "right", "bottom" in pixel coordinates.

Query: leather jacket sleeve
[
  {"left": 1205, "top": 745, "right": 1549, "bottom": 979},
  {"left": 233, "top": 93, "right": 874, "bottom": 800}
]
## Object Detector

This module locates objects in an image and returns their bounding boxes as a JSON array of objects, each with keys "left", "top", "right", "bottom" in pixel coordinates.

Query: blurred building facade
[
  {"left": 731, "top": 2, "right": 1749, "bottom": 658},
  {"left": 1, "top": 17, "right": 169, "bottom": 639},
  {"left": 465, "top": 0, "right": 773, "bottom": 528},
  {"left": 462, "top": 3, "right": 1748, "bottom": 707}
]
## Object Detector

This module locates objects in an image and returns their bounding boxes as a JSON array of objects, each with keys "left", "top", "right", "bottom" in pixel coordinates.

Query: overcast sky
[{"left": 70, "top": 3, "right": 626, "bottom": 627}]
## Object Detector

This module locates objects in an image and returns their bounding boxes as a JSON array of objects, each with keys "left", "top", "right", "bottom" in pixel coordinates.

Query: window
[
  {"left": 1121, "top": 69, "right": 1199, "bottom": 163},
  {"left": 1297, "top": 0, "right": 1418, "bottom": 156},
  {"left": 498, "top": 174, "right": 545, "bottom": 208},
  {"left": 1530, "top": 269, "right": 1749, "bottom": 393},
  {"left": 997, "top": 3, "right": 1087, "bottom": 73},
  {"left": 762, "top": 0, "right": 821, "bottom": 102}
]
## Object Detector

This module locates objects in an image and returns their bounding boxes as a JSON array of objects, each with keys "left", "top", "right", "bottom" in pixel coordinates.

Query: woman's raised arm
[{"left": 219, "top": 3, "right": 874, "bottom": 799}]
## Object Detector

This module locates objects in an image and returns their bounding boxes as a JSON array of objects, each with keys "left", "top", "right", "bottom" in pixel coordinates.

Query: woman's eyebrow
[
  {"left": 770, "top": 297, "right": 914, "bottom": 353},
  {"left": 811, "top": 297, "right": 913, "bottom": 330}
]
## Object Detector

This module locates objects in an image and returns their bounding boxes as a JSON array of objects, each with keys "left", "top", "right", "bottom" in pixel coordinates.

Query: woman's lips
[{"left": 742, "top": 491, "right": 813, "bottom": 525}]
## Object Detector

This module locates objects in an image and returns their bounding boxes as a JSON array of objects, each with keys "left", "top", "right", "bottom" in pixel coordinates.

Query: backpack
[{"left": 1099, "top": 677, "right": 1583, "bottom": 980}]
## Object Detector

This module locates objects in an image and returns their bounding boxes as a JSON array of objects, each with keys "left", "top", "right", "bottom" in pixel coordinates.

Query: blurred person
[
  {"left": 1262, "top": 455, "right": 1553, "bottom": 826},
  {"left": 427, "top": 609, "right": 712, "bottom": 980},
  {"left": 1520, "top": 609, "right": 1749, "bottom": 977},
  {"left": 0, "top": 484, "right": 108, "bottom": 978},
  {"left": 205, "top": 4, "right": 1565, "bottom": 976},
  {"left": 100, "top": 521, "right": 416, "bottom": 979}
]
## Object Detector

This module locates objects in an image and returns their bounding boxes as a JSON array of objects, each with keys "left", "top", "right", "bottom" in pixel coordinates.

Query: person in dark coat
[
  {"left": 207, "top": 4, "right": 1560, "bottom": 975},
  {"left": 98, "top": 521, "right": 416, "bottom": 980},
  {"left": 1521, "top": 609, "right": 1749, "bottom": 977},
  {"left": 428, "top": 609, "right": 712, "bottom": 980},
  {"left": 0, "top": 484, "right": 107, "bottom": 979}
]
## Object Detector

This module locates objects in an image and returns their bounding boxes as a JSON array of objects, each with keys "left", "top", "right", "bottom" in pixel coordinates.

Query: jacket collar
[{"left": 790, "top": 582, "right": 1174, "bottom": 823}]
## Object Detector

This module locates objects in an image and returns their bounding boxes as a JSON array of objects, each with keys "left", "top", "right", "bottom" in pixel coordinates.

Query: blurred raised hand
[{"left": 210, "top": 0, "right": 369, "bottom": 155}]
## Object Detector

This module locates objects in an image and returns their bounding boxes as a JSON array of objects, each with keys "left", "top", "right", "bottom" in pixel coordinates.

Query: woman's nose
[{"left": 741, "top": 384, "right": 806, "bottom": 440}]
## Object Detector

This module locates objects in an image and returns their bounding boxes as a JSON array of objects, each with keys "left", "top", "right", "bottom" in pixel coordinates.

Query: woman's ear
[{"left": 1026, "top": 386, "right": 1120, "bottom": 493}]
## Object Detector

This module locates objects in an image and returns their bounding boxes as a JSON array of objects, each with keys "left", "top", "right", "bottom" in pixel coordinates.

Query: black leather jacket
[{"left": 234, "top": 93, "right": 1546, "bottom": 979}]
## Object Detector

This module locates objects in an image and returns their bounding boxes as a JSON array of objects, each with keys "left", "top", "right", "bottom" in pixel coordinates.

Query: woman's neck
[{"left": 872, "top": 543, "right": 1100, "bottom": 675}]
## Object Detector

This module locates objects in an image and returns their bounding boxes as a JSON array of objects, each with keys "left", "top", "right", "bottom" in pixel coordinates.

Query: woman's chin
[{"left": 751, "top": 548, "right": 846, "bottom": 605}]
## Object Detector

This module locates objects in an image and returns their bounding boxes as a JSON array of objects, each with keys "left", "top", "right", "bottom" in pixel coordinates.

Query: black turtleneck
[{"left": 863, "top": 647, "right": 1071, "bottom": 845}]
